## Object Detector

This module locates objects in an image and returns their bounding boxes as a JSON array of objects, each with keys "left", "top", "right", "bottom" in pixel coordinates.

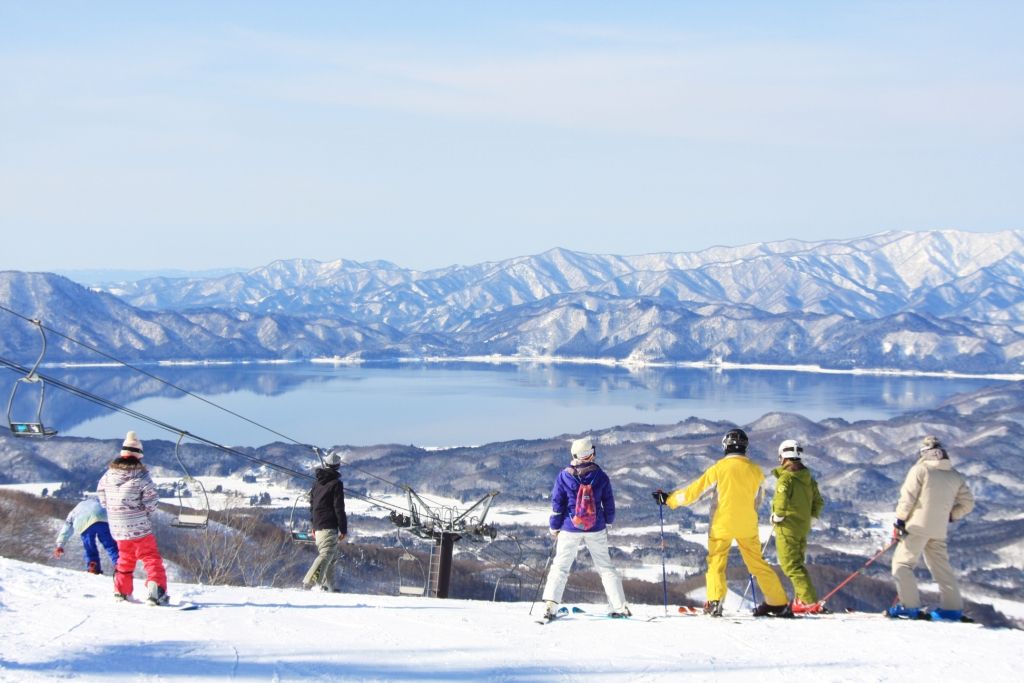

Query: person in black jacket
[{"left": 302, "top": 451, "right": 348, "bottom": 591}]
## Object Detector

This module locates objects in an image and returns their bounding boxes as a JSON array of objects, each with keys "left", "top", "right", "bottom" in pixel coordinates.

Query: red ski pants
[{"left": 114, "top": 533, "right": 167, "bottom": 597}]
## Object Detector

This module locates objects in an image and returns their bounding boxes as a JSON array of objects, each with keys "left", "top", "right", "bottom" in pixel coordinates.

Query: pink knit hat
[{"left": 120, "top": 431, "right": 144, "bottom": 458}]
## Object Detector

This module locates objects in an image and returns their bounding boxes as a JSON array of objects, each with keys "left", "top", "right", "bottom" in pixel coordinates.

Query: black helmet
[{"left": 722, "top": 428, "right": 749, "bottom": 454}]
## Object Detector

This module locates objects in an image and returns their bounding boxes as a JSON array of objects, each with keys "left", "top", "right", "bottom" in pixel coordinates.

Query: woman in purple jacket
[{"left": 540, "top": 436, "right": 630, "bottom": 619}]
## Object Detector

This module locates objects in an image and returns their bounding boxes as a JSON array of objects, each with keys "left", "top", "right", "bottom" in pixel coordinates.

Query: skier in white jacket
[{"left": 888, "top": 436, "right": 974, "bottom": 621}]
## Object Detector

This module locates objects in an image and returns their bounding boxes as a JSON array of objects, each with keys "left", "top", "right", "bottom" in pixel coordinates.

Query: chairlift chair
[
  {"left": 171, "top": 479, "right": 210, "bottom": 529},
  {"left": 397, "top": 548, "right": 428, "bottom": 596},
  {"left": 168, "top": 433, "right": 210, "bottom": 529},
  {"left": 493, "top": 571, "right": 523, "bottom": 602},
  {"left": 491, "top": 534, "right": 524, "bottom": 601},
  {"left": 6, "top": 320, "right": 57, "bottom": 437},
  {"left": 289, "top": 492, "right": 316, "bottom": 544}
]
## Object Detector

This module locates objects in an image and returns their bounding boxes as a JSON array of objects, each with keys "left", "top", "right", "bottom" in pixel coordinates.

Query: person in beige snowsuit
[{"left": 888, "top": 436, "right": 974, "bottom": 620}]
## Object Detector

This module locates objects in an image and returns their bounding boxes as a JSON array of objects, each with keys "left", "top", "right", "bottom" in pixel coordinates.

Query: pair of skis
[{"left": 535, "top": 606, "right": 630, "bottom": 625}]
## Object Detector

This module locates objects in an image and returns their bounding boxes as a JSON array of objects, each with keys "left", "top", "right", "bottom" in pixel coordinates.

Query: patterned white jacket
[{"left": 96, "top": 458, "right": 159, "bottom": 541}]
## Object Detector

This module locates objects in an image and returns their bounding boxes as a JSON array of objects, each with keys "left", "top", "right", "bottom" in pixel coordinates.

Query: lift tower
[{"left": 390, "top": 486, "right": 499, "bottom": 598}]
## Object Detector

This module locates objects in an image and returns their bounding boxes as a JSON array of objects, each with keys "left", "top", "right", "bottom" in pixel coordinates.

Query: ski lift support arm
[
  {"left": 452, "top": 490, "right": 500, "bottom": 539},
  {"left": 405, "top": 485, "right": 438, "bottom": 532},
  {"left": 23, "top": 319, "right": 45, "bottom": 380},
  {"left": 172, "top": 431, "right": 193, "bottom": 480}
]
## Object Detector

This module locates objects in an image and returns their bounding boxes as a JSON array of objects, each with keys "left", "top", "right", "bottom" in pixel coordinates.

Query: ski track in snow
[{"left": 1, "top": 556, "right": 1022, "bottom": 682}]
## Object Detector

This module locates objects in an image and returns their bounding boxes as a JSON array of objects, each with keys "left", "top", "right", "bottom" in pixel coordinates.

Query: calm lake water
[{"left": 25, "top": 361, "right": 1000, "bottom": 449}]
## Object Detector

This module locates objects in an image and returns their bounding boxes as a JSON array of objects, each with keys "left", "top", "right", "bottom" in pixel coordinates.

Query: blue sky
[{"left": 1, "top": 1, "right": 1021, "bottom": 272}]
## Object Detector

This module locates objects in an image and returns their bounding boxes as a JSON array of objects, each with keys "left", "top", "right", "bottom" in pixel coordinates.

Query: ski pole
[
  {"left": 655, "top": 493, "right": 669, "bottom": 616},
  {"left": 816, "top": 538, "right": 899, "bottom": 608},
  {"left": 528, "top": 538, "right": 559, "bottom": 615}
]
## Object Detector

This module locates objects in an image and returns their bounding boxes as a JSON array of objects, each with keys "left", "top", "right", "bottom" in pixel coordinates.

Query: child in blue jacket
[{"left": 54, "top": 495, "right": 119, "bottom": 574}]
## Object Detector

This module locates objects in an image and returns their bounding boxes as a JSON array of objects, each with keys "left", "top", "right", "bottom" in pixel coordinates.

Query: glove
[
  {"left": 54, "top": 546, "right": 64, "bottom": 559},
  {"left": 892, "top": 519, "right": 908, "bottom": 540},
  {"left": 770, "top": 513, "right": 785, "bottom": 524},
  {"left": 652, "top": 490, "right": 669, "bottom": 505},
  {"left": 549, "top": 528, "right": 560, "bottom": 537}
]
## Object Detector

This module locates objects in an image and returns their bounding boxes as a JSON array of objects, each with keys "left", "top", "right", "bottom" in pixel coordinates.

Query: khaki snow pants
[
  {"left": 892, "top": 533, "right": 962, "bottom": 610},
  {"left": 303, "top": 528, "right": 339, "bottom": 590}
]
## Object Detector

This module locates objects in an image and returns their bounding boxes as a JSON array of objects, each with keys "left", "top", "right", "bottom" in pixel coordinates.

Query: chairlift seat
[
  {"left": 291, "top": 530, "right": 315, "bottom": 544},
  {"left": 171, "top": 511, "right": 209, "bottom": 529},
  {"left": 289, "top": 493, "right": 316, "bottom": 544},
  {"left": 167, "top": 435, "right": 210, "bottom": 532},
  {"left": 397, "top": 548, "right": 428, "bottom": 596},
  {"left": 9, "top": 421, "right": 56, "bottom": 437}
]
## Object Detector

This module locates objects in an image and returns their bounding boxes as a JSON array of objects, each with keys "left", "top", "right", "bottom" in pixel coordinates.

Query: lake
[{"left": 17, "top": 360, "right": 1000, "bottom": 449}]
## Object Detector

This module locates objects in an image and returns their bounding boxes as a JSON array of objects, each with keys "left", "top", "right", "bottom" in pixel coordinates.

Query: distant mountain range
[{"left": 2, "top": 229, "right": 1023, "bottom": 373}]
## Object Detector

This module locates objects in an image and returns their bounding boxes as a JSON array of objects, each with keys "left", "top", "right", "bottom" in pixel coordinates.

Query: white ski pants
[{"left": 542, "top": 529, "right": 627, "bottom": 611}]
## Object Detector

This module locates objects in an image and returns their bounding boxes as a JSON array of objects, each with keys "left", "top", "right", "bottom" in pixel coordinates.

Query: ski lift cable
[
  {"left": 0, "top": 304, "right": 452, "bottom": 509},
  {"left": 0, "top": 354, "right": 305, "bottom": 479},
  {"left": 0, "top": 356, "right": 412, "bottom": 515},
  {"left": 0, "top": 303, "right": 313, "bottom": 449}
]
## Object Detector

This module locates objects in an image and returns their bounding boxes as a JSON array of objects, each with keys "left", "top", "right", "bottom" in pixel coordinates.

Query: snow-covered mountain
[
  {"left": 3, "top": 229, "right": 1023, "bottom": 371},
  {"left": 101, "top": 229, "right": 1024, "bottom": 322},
  {"left": 0, "top": 272, "right": 408, "bottom": 363}
]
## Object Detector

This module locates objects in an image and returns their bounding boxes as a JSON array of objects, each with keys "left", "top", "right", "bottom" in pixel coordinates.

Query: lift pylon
[{"left": 389, "top": 486, "right": 499, "bottom": 598}]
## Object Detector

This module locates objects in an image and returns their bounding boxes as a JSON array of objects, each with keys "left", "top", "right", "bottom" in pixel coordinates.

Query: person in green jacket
[{"left": 770, "top": 439, "right": 825, "bottom": 614}]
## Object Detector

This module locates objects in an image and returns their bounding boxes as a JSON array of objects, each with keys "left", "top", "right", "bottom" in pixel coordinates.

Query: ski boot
[
  {"left": 927, "top": 608, "right": 964, "bottom": 622},
  {"left": 753, "top": 602, "right": 795, "bottom": 618},
  {"left": 886, "top": 604, "right": 923, "bottom": 619},
  {"left": 146, "top": 581, "right": 170, "bottom": 606},
  {"left": 609, "top": 605, "right": 632, "bottom": 619},
  {"left": 87, "top": 561, "right": 102, "bottom": 575},
  {"left": 703, "top": 600, "right": 724, "bottom": 617}
]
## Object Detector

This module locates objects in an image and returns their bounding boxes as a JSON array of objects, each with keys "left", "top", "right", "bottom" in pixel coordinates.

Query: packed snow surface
[{"left": 1, "top": 557, "right": 1020, "bottom": 682}]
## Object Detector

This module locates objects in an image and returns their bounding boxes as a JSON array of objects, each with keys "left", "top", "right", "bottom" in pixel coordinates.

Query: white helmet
[{"left": 778, "top": 439, "right": 804, "bottom": 459}]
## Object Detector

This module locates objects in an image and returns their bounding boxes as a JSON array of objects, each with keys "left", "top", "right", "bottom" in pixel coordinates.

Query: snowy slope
[{"left": 1, "top": 557, "right": 1021, "bottom": 682}]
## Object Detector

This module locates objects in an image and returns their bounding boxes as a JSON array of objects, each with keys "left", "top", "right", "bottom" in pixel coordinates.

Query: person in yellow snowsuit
[{"left": 661, "top": 429, "right": 792, "bottom": 617}]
